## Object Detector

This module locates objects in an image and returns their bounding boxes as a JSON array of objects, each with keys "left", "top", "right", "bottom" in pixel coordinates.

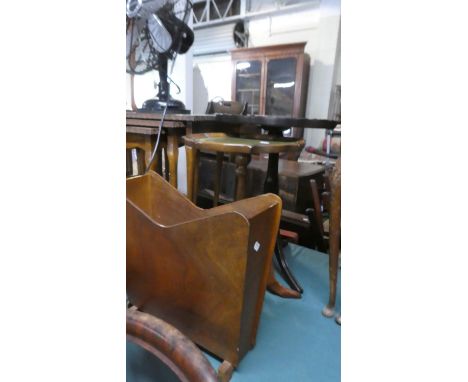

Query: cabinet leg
[{"left": 185, "top": 145, "right": 197, "bottom": 202}]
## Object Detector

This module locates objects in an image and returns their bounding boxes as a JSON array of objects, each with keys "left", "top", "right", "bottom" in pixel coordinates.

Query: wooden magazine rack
[{"left": 127, "top": 171, "right": 282, "bottom": 367}]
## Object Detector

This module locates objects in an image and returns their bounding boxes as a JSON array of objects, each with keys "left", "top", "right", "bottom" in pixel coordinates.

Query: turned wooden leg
[
  {"left": 166, "top": 133, "right": 179, "bottom": 188},
  {"left": 213, "top": 152, "right": 223, "bottom": 207},
  {"left": 218, "top": 361, "right": 234, "bottom": 382},
  {"left": 185, "top": 145, "right": 200, "bottom": 204},
  {"left": 234, "top": 154, "right": 250, "bottom": 200},
  {"left": 323, "top": 159, "right": 341, "bottom": 318}
]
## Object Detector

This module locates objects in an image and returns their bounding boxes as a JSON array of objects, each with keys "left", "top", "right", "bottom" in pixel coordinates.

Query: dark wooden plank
[
  {"left": 126, "top": 110, "right": 340, "bottom": 130},
  {"left": 126, "top": 125, "right": 165, "bottom": 135},
  {"left": 125, "top": 118, "right": 185, "bottom": 128}
]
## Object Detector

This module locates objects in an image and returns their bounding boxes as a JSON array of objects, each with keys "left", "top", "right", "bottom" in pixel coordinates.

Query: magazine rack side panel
[{"left": 127, "top": 201, "right": 250, "bottom": 365}]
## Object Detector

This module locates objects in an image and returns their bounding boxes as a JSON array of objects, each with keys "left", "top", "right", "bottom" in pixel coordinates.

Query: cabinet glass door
[
  {"left": 235, "top": 60, "right": 262, "bottom": 115},
  {"left": 265, "top": 57, "right": 297, "bottom": 116}
]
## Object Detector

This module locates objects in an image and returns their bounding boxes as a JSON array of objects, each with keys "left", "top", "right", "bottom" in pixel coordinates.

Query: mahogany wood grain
[{"left": 127, "top": 171, "right": 282, "bottom": 366}]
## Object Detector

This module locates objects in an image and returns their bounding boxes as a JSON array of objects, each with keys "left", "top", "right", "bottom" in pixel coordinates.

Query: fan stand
[
  {"left": 139, "top": 55, "right": 190, "bottom": 114},
  {"left": 129, "top": 51, "right": 138, "bottom": 111}
]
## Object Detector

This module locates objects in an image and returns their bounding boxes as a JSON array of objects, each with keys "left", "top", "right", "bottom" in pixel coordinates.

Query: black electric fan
[{"left": 126, "top": 0, "right": 194, "bottom": 113}]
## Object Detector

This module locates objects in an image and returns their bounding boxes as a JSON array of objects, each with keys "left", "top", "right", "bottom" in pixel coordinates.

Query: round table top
[{"left": 183, "top": 133, "right": 305, "bottom": 154}]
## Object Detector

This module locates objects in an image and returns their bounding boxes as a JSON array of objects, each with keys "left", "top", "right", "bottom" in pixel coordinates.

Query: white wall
[
  {"left": 192, "top": 0, "right": 341, "bottom": 147},
  {"left": 193, "top": 54, "right": 232, "bottom": 113},
  {"left": 303, "top": 0, "right": 341, "bottom": 147}
]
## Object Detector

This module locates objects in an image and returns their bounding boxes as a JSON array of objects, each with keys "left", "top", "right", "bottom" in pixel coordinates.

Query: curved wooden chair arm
[{"left": 127, "top": 309, "right": 219, "bottom": 382}]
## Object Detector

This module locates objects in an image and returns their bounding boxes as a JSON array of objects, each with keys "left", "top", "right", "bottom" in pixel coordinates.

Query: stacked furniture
[{"left": 184, "top": 132, "right": 305, "bottom": 296}]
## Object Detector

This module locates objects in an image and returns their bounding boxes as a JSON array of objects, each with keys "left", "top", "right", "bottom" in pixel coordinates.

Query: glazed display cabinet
[{"left": 231, "top": 42, "right": 310, "bottom": 137}]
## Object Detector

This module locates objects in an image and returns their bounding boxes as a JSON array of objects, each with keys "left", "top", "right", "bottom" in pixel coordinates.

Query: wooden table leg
[
  {"left": 263, "top": 152, "right": 279, "bottom": 194},
  {"left": 146, "top": 135, "right": 161, "bottom": 173},
  {"left": 126, "top": 133, "right": 156, "bottom": 176},
  {"left": 185, "top": 145, "right": 199, "bottom": 203},
  {"left": 266, "top": 262, "right": 301, "bottom": 299},
  {"left": 322, "top": 158, "right": 341, "bottom": 318},
  {"left": 274, "top": 235, "right": 303, "bottom": 293},
  {"left": 166, "top": 133, "right": 179, "bottom": 189},
  {"left": 264, "top": 152, "right": 303, "bottom": 297}
]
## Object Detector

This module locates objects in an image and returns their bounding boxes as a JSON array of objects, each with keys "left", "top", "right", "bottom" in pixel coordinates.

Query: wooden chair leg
[
  {"left": 234, "top": 154, "right": 250, "bottom": 201},
  {"left": 323, "top": 241, "right": 339, "bottom": 317},
  {"left": 213, "top": 152, "right": 223, "bottom": 207},
  {"left": 306, "top": 207, "right": 327, "bottom": 253},
  {"left": 166, "top": 133, "right": 179, "bottom": 188},
  {"left": 322, "top": 159, "right": 341, "bottom": 318}
]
